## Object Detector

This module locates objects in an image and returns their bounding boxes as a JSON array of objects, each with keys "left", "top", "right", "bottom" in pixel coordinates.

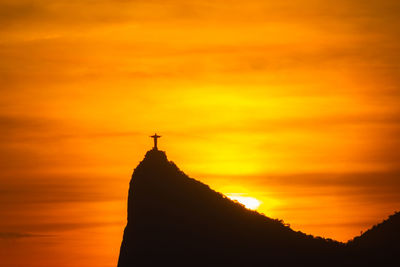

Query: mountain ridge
[{"left": 118, "top": 149, "right": 398, "bottom": 266}]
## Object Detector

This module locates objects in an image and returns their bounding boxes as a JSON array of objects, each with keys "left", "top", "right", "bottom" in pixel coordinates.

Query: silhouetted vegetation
[{"left": 118, "top": 149, "right": 399, "bottom": 266}]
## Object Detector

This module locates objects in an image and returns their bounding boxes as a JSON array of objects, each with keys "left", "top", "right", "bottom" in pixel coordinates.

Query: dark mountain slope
[
  {"left": 118, "top": 149, "right": 342, "bottom": 266},
  {"left": 346, "top": 212, "right": 400, "bottom": 265}
]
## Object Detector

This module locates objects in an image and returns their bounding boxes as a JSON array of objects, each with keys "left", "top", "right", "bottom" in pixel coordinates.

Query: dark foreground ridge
[{"left": 118, "top": 149, "right": 399, "bottom": 266}]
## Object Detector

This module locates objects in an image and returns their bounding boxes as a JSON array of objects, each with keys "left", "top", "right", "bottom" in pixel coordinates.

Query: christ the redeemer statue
[{"left": 150, "top": 133, "right": 161, "bottom": 150}]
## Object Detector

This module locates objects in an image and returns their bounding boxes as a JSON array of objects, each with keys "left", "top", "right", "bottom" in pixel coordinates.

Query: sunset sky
[{"left": 1, "top": 0, "right": 400, "bottom": 266}]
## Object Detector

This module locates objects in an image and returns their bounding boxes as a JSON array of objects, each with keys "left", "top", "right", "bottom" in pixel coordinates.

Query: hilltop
[
  {"left": 118, "top": 149, "right": 400, "bottom": 266},
  {"left": 118, "top": 149, "right": 343, "bottom": 266}
]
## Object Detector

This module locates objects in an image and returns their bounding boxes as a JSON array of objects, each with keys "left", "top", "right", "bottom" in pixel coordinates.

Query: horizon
[{"left": 1, "top": 1, "right": 400, "bottom": 266}]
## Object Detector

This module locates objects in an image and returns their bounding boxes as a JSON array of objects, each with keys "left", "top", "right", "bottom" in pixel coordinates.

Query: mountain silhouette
[
  {"left": 117, "top": 149, "right": 399, "bottom": 266},
  {"left": 346, "top": 212, "right": 400, "bottom": 266}
]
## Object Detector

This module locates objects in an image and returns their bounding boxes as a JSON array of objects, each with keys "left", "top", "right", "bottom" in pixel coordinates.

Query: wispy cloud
[{"left": 0, "top": 232, "right": 52, "bottom": 239}]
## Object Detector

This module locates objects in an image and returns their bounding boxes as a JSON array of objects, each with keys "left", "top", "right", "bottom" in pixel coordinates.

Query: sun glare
[{"left": 226, "top": 194, "right": 261, "bottom": 210}]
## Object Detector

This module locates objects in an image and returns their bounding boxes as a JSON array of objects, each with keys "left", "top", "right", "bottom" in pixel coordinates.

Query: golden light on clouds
[{"left": 1, "top": 0, "right": 400, "bottom": 266}]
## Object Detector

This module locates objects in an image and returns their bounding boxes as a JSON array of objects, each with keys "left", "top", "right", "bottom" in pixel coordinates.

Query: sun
[{"left": 226, "top": 194, "right": 261, "bottom": 210}]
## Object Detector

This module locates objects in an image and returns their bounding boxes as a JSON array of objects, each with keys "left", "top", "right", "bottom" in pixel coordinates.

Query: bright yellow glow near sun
[{"left": 226, "top": 194, "right": 261, "bottom": 210}]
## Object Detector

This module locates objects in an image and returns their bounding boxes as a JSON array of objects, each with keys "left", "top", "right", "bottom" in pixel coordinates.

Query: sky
[{"left": 1, "top": 0, "right": 400, "bottom": 266}]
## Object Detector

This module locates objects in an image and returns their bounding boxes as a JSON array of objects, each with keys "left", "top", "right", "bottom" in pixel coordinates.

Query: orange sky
[{"left": 1, "top": 1, "right": 400, "bottom": 266}]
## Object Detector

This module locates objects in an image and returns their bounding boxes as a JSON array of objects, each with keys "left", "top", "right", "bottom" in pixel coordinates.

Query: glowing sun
[{"left": 226, "top": 194, "right": 261, "bottom": 210}]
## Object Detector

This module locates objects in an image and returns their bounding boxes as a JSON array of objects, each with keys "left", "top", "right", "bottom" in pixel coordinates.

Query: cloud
[
  {"left": 0, "top": 174, "right": 126, "bottom": 206},
  {"left": 7, "top": 221, "right": 123, "bottom": 233},
  {"left": 0, "top": 115, "right": 53, "bottom": 136},
  {"left": 0, "top": 232, "right": 51, "bottom": 239},
  {"left": 0, "top": 115, "right": 143, "bottom": 142}
]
